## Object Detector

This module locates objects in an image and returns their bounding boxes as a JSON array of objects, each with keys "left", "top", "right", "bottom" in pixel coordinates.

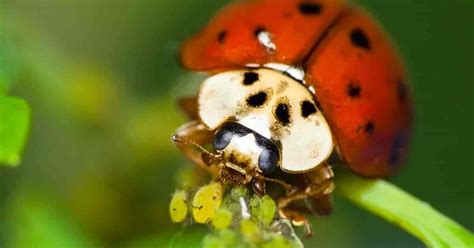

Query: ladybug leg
[
  {"left": 304, "top": 163, "right": 335, "bottom": 197},
  {"left": 177, "top": 96, "right": 198, "bottom": 120},
  {"left": 252, "top": 172, "right": 296, "bottom": 195},
  {"left": 251, "top": 179, "right": 266, "bottom": 197},
  {"left": 304, "top": 164, "right": 335, "bottom": 220},
  {"left": 277, "top": 163, "right": 334, "bottom": 237},
  {"left": 278, "top": 207, "right": 314, "bottom": 238},
  {"left": 310, "top": 194, "right": 333, "bottom": 216},
  {"left": 172, "top": 120, "right": 220, "bottom": 176}
]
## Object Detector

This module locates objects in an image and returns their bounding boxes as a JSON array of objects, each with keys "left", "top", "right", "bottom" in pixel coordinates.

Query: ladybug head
[{"left": 213, "top": 121, "right": 280, "bottom": 185}]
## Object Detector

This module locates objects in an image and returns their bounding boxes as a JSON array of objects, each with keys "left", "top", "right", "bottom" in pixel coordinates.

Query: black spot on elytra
[
  {"left": 243, "top": 71, "right": 259, "bottom": 85},
  {"left": 298, "top": 2, "right": 323, "bottom": 15},
  {"left": 350, "top": 28, "right": 371, "bottom": 50},
  {"left": 347, "top": 81, "right": 361, "bottom": 98},
  {"left": 389, "top": 132, "right": 406, "bottom": 166},
  {"left": 363, "top": 121, "right": 375, "bottom": 135},
  {"left": 301, "top": 100, "right": 317, "bottom": 118},
  {"left": 397, "top": 79, "right": 408, "bottom": 103},
  {"left": 217, "top": 30, "right": 227, "bottom": 44},
  {"left": 275, "top": 103, "right": 291, "bottom": 125},
  {"left": 246, "top": 92, "right": 267, "bottom": 107}
]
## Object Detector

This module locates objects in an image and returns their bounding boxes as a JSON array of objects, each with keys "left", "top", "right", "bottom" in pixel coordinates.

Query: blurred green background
[{"left": 0, "top": 0, "right": 472, "bottom": 247}]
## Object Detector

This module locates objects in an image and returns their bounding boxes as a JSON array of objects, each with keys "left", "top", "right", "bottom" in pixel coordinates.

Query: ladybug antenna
[{"left": 172, "top": 134, "right": 222, "bottom": 165}]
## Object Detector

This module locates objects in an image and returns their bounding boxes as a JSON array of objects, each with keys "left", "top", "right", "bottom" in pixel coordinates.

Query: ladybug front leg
[
  {"left": 277, "top": 163, "right": 335, "bottom": 237},
  {"left": 172, "top": 120, "right": 220, "bottom": 177}
]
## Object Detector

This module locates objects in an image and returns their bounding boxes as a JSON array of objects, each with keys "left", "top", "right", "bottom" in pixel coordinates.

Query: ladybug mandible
[{"left": 172, "top": 0, "right": 412, "bottom": 235}]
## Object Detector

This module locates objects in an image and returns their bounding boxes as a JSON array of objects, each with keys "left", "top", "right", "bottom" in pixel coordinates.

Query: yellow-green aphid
[
  {"left": 169, "top": 190, "right": 188, "bottom": 223},
  {"left": 262, "top": 236, "right": 294, "bottom": 248},
  {"left": 192, "top": 182, "right": 223, "bottom": 223},
  {"left": 202, "top": 229, "right": 237, "bottom": 248},
  {"left": 230, "top": 186, "right": 248, "bottom": 200},
  {"left": 212, "top": 208, "right": 233, "bottom": 230},
  {"left": 202, "top": 234, "right": 220, "bottom": 248},
  {"left": 240, "top": 219, "right": 261, "bottom": 243},
  {"left": 250, "top": 194, "right": 276, "bottom": 226}
]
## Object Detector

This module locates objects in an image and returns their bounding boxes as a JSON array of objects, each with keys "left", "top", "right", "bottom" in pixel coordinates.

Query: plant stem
[{"left": 335, "top": 170, "right": 474, "bottom": 248}]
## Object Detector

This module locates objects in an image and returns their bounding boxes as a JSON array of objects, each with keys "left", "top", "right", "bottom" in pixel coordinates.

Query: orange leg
[{"left": 277, "top": 163, "right": 335, "bottom": 237}]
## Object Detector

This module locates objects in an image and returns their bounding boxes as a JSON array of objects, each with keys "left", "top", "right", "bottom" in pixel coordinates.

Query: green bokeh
[{"left": 0, "top": 0, "right": 472, "bottom": 247}]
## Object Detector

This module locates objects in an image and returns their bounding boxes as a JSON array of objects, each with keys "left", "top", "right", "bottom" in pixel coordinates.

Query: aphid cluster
[{"left": 170, "top": 183, "right": 303, "bottom": 247}]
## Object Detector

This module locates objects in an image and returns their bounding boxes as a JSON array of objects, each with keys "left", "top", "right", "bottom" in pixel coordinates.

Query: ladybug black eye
[
  {"left": 258, "top": 145, "right": 280, "bottom": 176},
  {"left": 213, "top": 127, "right": 233, "bottom": 150}
]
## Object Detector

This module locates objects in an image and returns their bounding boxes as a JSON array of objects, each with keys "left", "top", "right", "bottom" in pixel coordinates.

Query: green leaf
[
  {"left": 0, "top": 95, "right": 30, "bottom": 166},
  {"left": 335, "top": 170, "right": 474, "bottom": 248}
]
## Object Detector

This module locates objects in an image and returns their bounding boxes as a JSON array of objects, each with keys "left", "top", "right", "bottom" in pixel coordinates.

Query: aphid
[
  {"left": 211, "top": 208, "right": 233, "bottom": 230},
  {"left": 169, "top": 190, "right": 188, "bottom": 223},
  {"left": 191, "top": 182, "right": 224, "bottom": 224},
  {"left": 173, "top": 0, "right": 412, "bottom": 235}
]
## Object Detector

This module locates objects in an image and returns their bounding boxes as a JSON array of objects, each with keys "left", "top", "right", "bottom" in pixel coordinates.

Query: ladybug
[{"left": 172, "top": 0, "right": 412, "bottom": 235}]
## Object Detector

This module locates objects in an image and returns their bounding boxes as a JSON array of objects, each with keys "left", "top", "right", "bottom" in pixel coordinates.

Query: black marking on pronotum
[
  {"left": 217, "top": 30, "right": 227, "bottom": 44},
  {"left": 213, "top": 126, "right": 234, "bottom": 150},
  {"left": 243, "top": 71, "right": 259, "bottom": 85},
  {"left": 215, "top": 122, "right": 280, "bottom": 176},
  {"left": 246, "top": 91, "right": 268, "bottom": 107},
  {"left": 397, "top": 79, "right": 408, "bottom": 103},
  {"left": 350, "top": 28, "right": 371, "bottom": 50},
  {"left": 301, "top": 100, "right": 317, "bottom": 118},
  {"left": 258, "top": 146, "right": 279, "bottom": 176},
  {"left": 275, "top": 103, "right": 291, "bottom": 125},
  {"left": 347, "top": 81, "right": 361, "bottom": 97},
  {"left": 298, "top": 2, "right": 323, "bottom": 15},
  {"left": 363, "top": 121, "right": 375, "bottom": 135}
]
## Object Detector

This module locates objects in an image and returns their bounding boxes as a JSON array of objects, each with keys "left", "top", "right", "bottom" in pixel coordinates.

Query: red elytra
[{"left": 180, "top": 0, "right": 412, "bottom": 178}]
